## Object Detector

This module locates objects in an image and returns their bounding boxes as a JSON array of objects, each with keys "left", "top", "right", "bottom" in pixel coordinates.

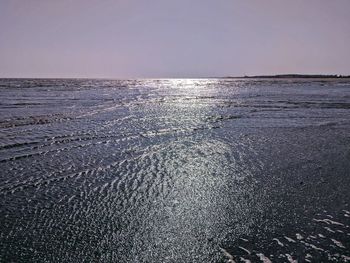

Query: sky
[{"left": 0, "top": 0, "right": 350, "bottom": 78}]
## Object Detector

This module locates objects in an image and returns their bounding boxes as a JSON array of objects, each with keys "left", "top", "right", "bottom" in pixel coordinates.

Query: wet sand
[{"left": 0, "top": 78, "right": 349, "bottom": 262}]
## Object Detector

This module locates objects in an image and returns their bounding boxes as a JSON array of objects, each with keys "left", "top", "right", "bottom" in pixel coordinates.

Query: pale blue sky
[{"left": 0, "top": 0, "right": 349, "bottom": 78}]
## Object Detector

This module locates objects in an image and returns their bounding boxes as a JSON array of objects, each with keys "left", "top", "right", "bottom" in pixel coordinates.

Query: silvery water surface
[{"left": 0, "top": 78, "right": 349, "bottom": 262}]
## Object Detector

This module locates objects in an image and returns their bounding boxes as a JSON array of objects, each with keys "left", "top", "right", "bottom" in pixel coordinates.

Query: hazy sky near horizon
[{"left": 1, "top": 0, "right": 350, "bottom": 78}]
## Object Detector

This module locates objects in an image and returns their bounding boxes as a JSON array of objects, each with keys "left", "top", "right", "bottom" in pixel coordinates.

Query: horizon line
[
  {"left": 1, "top": 73, "right": 350, "bottom": 80},
  {"left": 0, "top": 73, "right": 350, "bottom": 80}
]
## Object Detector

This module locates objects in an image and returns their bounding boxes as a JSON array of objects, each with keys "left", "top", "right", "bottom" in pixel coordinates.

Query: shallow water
[{"left": 0, "top": 78, "right": 349, "bottom": 262}]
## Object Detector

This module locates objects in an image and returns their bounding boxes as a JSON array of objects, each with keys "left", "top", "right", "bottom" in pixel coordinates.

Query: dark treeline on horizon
[{"left": 227, "top": 74, "right": 350, "bottom": 79}]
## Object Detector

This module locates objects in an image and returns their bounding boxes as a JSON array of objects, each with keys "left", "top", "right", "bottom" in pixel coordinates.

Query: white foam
[
  {"left": 305, "top": 254, "right": 312, "bottom": 262},
  {"left": 256, "top": 253, "right": 272, "bottom": 263},
  {"left": 341, "top": 255, "right": 350, "bottom": 261},
  {"left": 331, "top": 238, "right": 345, "bottom": 248},
  {"left": 324, "top": 226, "right": 336, "bottom": 233},
  {"left": 325, "top": 219, "right": 344, "bottom": 226},
  {"left": 296, "top": 233, "right": 303, "bottom": 240},
  {"left": 301, "top": 241, "right": 324, "bottom": 252},
  {"left": 240, "top": 257, "right": 251, "bottom": 263},
  {"left": 286, "top": 254, "right": 298, "bottom": 263},
  {"left": 284, "top": 236, "right": 296, "bottom": 243},
  {"left": 313, "top": 218, "right": 344, "bottom": 226},
  {"left": 238, "top": 246, "right": 251, "bottom": 255},
  {"left": 220, "top": 247, "right": 236, "bottom": 263},
  {"left": 273, "top": 238, "right": 284, "bottom": 247}
]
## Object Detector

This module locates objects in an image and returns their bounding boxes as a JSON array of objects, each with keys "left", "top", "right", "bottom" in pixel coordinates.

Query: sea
[{"left": 0, "top": 78, "right": 349, "bottom": 262}]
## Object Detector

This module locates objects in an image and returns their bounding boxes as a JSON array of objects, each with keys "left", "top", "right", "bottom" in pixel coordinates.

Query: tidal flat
[{"left": 0, "top": 78, "right": 349, "bottom": 262}]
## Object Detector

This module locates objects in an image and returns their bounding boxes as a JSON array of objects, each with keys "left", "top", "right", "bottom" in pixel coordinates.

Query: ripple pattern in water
[{"left": 0, "top": 78, "right": 350, "bottom": 262}]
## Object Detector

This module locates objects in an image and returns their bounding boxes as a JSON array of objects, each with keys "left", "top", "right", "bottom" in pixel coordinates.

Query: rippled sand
[{"left": 0, "top": 78, "right": 349, "bottom": 262}]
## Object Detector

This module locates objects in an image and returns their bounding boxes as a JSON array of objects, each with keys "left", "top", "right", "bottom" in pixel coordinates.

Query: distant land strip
[{"left": 225, "top": 74, "right": 350, "bottom": 79}]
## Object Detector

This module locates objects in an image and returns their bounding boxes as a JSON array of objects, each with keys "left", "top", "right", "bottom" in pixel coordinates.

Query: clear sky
[{"left": 0, "top": 0, "right": 349, "bottom": 78}]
